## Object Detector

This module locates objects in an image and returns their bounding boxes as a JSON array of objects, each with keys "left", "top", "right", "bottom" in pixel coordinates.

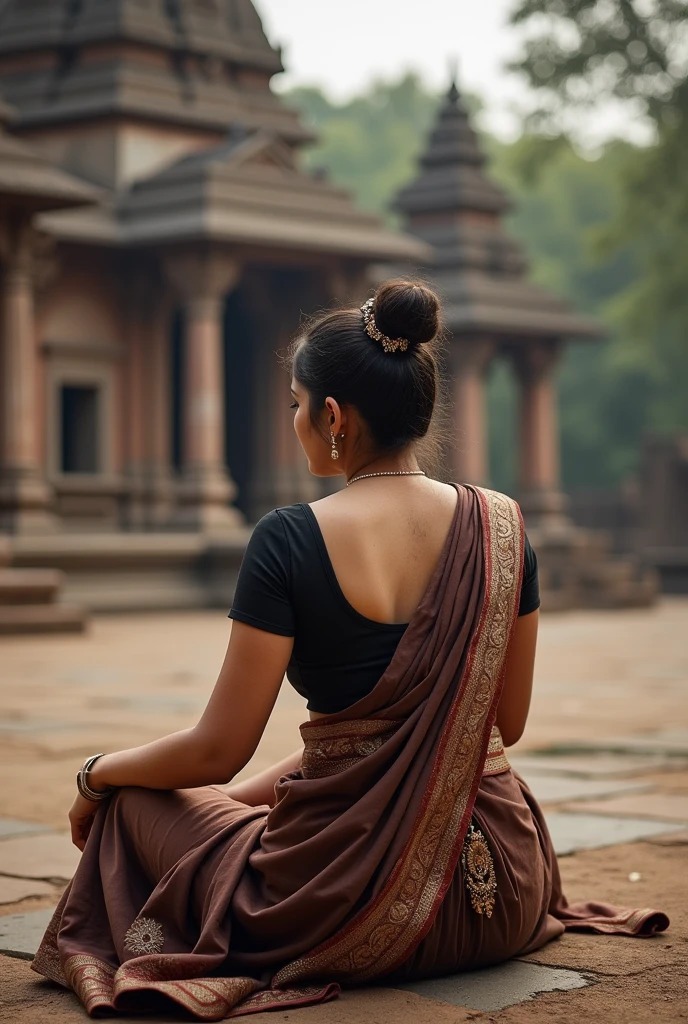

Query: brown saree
[{"left": 32, "top": 485, "right": 669, "bottom": 1020}]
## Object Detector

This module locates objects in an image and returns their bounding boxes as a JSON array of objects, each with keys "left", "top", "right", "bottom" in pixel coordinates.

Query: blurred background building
[{"left": 0, "top": 0, "right": 682, "bottom": 631}]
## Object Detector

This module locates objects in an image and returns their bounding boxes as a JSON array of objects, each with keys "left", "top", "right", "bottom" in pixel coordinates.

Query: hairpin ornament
[{"left": 360, "top": 298, "right": 409, "bottom": 354}]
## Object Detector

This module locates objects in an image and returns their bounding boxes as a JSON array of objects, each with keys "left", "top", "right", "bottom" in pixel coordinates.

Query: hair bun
[{"left": 373, "top": 279, "right": 440, "bottom": 349}]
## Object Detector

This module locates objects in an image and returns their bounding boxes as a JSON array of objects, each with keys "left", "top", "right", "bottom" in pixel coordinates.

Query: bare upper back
[{"left": 306, "top": 478, "right": 459, "bottom": 625}]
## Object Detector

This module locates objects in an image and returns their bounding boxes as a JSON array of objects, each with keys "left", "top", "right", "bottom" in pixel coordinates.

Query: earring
[{"left": 330, "top": 431, "right": 339, "bottom": 460}]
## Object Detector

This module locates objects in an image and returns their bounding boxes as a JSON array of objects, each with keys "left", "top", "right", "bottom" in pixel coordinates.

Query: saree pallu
[{"left": 32, "top": 485, "right": 669, "bottom": 1020}]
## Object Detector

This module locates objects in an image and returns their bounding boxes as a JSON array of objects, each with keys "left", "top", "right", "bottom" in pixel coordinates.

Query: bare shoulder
[{"left": 307, "top": 478, "right": 459, "bottom": 523}]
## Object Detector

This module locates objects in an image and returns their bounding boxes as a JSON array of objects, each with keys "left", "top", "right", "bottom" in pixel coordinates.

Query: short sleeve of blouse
[
  {"left": 228, "top": 509, "right": 295, "bottom": 636},
  {"left": 518, "top": 534, "right": 541, "bottom": 617}
]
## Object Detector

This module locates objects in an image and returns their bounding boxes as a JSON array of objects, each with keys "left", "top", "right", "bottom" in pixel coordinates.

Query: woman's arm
[
  {"left": 87, "top": 621, "right": 294, "bottom": 792},
  {"left": 224, "top": 747, "right": 304, "bottom": 808},
  {"left": 495, "top": 609, "right": 539, "bottom": 748}
]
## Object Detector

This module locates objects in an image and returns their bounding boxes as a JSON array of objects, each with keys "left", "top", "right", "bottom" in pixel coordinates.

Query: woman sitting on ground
[{"left": 33, "top": 280, "right": 668, "bottom": 1020}]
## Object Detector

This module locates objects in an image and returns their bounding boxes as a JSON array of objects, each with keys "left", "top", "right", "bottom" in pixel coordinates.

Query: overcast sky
[{"left": 253, "top": 0, "right": 649, "bottom": 147}]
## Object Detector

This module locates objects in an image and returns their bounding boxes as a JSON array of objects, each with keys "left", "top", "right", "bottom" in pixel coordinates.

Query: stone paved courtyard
[{"left": 0, "top": 599, "right": 687, "bottom": 1022}]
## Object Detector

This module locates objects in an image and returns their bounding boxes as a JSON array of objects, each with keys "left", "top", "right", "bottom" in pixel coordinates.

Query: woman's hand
[{"left": 68, "top": 791, "right": 101, "bottom": 851}]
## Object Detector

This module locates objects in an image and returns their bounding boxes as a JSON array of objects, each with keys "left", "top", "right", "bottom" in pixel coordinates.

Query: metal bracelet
[{"left": 76, "top": 753, "right": 115, "bottom": 802}]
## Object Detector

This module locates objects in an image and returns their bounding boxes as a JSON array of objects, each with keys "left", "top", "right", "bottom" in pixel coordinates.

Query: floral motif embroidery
[{"left": 123, "top": 917, "right": 164, "bottom": 956}]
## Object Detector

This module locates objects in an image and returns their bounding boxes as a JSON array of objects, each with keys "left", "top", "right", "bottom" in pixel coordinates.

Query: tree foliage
[
  {"left": 510, "top": 0, "right": 688, "bottom": 128},
  {"left": 285, "top": 74, "right": 438, "bottom": 220},
  {"left": 509, "top": 0, "right": 688, "bottom": 460}
]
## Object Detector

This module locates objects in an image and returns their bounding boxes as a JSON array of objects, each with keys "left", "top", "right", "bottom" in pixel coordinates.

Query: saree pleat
[{"left": 31, "top": 485, "right": 669, "bottom": 1020}]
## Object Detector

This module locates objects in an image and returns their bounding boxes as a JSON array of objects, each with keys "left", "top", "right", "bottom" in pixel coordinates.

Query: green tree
[
  {"left": 285, "top": 74, "right": 438, "bottom": 220},
  {"left": 509, "top": 0, "right": 688, "bottom": 445},
  {"left": 510, "top": 0, "right": 688, "bottom": 129}
]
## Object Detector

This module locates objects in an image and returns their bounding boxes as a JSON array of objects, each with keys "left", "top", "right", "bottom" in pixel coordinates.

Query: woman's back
[
  {"left": 307, "top": 477, "right": 459, "bottom": 625},
  {"left": 229, "top": 480, "right": 540, "bottom": 715}
]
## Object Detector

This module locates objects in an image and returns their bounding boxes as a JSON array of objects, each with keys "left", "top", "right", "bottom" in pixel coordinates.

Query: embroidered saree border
[
  {"left": 60, "top": 952, "right": 339, "bottom": 1021},
  {"left": 272, "top": 486, "right": 524, "bottom": 986},
  {"left": 301, "top": 718, "right": 403, "bottom": 779}
]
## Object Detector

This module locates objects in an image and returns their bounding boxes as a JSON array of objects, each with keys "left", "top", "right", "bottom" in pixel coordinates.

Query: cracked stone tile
[
  {"left": 0, "top": 877, "right": 55, "bottom": 906},
  {"left": 521, "top": 776, "right": 651, "bottom": 806},
  {"left": 563, "top": 793, "right": 688, "bottom": 823},
  {"left": 544, "top": 812, "right": 685, "bottom": 855},
  {"left": 0, "top": 833, "right": 79, "bottom": 881},
  {"left": 562, "top": 731, "right": 688, "bottom": 756},
  {"left": 0, "top": 819, "right": 50, "bottom": 841},
  {"left": 510, "top": 753, "right": 674, "bottom": 779},
  {"left": 0, "top": 908, "right": 55, "bottom": 960},
  {"left": 391, "top": 960, "right": 589, "bottom": 1011}
]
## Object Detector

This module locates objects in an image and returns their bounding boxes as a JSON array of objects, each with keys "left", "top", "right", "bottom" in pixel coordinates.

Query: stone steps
[
  {"left": 532, "top": 526, "right": 659, "bottom": 610},
  {"left": 0, "top": 600, "right": 86, "bottom": 635},
  {"left": 0, "top": 558, "right": 87, "bottom": 634},
  {"left": 0, "top": 568, "right": 61, "bottom": 605}
]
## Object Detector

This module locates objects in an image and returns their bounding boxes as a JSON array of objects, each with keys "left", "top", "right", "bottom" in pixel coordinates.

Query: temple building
[
  {"left": 394, "top": 81, "right": 657, "bottom": 609},
  {"left": 0, "top": 2, "right": 656, "bottom": 626},
  {"left": 0, "top": 0, "right": 427, "bottom": 624}
]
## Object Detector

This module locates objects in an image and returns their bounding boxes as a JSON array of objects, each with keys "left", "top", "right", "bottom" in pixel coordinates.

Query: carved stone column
[
  {"left": 449, "top": 338, "right": 494, "bottom": 485},
  {"left": 121, "top": 258, "right": 175, "bottom": 530},
  {"left": 144, "top": 292, "right": 175, "bottom": 528},
  {"left": 164, "top": 249, "right": 243, "bottom": 532},
  {"left": 512, "top": 341, "right": 568, "bottom": 528},
  {"left": 0, "top": 218, "right": 57, "bottom": 533}
]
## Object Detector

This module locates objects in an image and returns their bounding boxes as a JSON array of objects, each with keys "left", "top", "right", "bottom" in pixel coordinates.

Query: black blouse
[{"left": 228, "top": 503, "right": 540, "bottom": 715}]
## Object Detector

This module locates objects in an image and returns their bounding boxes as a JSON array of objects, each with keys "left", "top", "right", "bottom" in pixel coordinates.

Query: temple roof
[
  {"left": 395, "top": 80, "right": 603, "bottom": 342},
  {"left": 396, "top": 82, "right": 511, "bottom": 219},
  {"left": 0, "top": 0, "right": 309, "bottom": 142},
  {"left": 41, "top": 129, "right": 429, "bottom": 262},
  {"left": 0, "top": 97, "right": 101, "bottom": 210}
]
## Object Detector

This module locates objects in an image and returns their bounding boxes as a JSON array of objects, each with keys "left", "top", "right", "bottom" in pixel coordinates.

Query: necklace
[{"left": 346, "top": 470, "right": 426, "bottom": 487}]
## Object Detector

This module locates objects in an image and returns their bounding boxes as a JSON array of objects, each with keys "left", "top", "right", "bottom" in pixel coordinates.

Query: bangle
[{"left": 76, "top": 753, "right": 115, "bottom": 802}]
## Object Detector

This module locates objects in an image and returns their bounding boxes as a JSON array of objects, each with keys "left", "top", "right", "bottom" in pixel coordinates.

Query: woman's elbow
[
  {"left": 499, "top": 722, "right": 526, "bottom": 748},
  {"left": 191, "top": 727, "right": 251, "bottom": 786},
  {"left": 495, "top": 708, "right": 528, "bottom": 748}
]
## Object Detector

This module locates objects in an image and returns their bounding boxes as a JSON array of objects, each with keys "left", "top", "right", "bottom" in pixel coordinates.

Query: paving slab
[
  {"left": 564, "top": 792, "right": 688, "bottom": 823},
  {"left": 0, "top": 818, "right": 50, "bottom": 840},
  {"left": 545, "top": 811, "right": 685, "bottom": 855},
  {"left": 0, "top": 876, "right": 55, "bottom": 906},
  {"left": 0, "top": 908, "right": 55, "bottom": 960},
  {"left": 556, "top": 730, "right": 688, "bottom": 756},
  {"left": 510, "top": 753, "right": 674, "bottom": 779},
  {"left": 0, "top": 833, "right": 79, "bottom": 881},
  {"left": 391, "top": 960, "right": 589, "bottom": 1011},
  {"left": 522, "top": 776, "right": 650, "bottom": 805}
]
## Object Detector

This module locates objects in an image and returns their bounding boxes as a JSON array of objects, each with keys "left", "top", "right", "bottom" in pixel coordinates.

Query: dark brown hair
[{"left": 285, "top": 279, "right": 450, "bottom": 475}]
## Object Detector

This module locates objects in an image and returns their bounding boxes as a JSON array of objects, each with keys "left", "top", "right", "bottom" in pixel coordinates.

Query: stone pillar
[
  {"left": 164, "top": 249, "right": 243, "bottom": 532},
  {"left": 0, "top": 218, "right": 56, "bottom": 533},
  {"left": 449, "top": 338, "right": 494, "bottom": 485},
  {"left": 512, "top": 342, "right": 568, "bottom": 529},
  {"left": 121, "top": 261, "right": 174, "bottom": 530},
  {"left": 121, "top": 264, "right": 148, "bottom": 530},
  {"left": 144, "top": 294, "right": 175, "bottom": 528}
]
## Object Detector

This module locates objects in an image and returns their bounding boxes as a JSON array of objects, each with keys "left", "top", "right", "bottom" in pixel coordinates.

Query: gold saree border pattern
[
  {"left": 272, "top": 486, "right": 524, "bottom": 986},
  {"left": 301, "top": 718, "right": 403, "bottom": 779},
  {"left": 61, "top": 951, "right": 339, "bottom": 1020}
]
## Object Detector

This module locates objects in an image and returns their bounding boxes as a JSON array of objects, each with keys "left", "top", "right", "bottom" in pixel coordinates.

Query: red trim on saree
[{"left": 272, "top": 486, "right": 524, "bottom": 987}]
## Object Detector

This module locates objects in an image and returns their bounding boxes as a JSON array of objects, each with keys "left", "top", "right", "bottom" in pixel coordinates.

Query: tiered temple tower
[
  {"left": 0, "top": 0, "right": 425, "bottom": 540},
  {"left": 396, "top": 81, "right": 657, "bottom": 608},
  {"left": 0, "top": 0, "right": 427, "bottom": 616}
]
